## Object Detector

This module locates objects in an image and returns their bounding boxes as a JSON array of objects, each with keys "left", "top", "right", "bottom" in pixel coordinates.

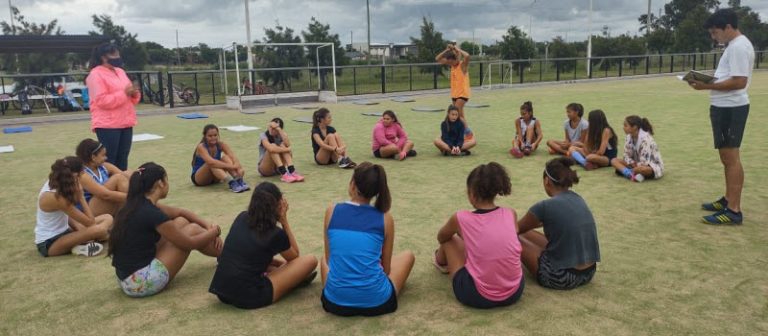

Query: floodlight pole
[
  {"left": 366, "top": 0, "right": 371, "bottom": 65},
  {"left": 233, "top": 42, "right": 241, "bottom": 96},
  {"left": 586, "top": 0, "right": 593, "bottom": 76},
  {"left": 244, "top": 0, "right": 254, "bottom": 74}
]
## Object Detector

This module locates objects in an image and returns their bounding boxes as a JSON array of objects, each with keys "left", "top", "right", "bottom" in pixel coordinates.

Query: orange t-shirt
[{"left": 450, "top": 63, "right": 471, "bottom": 99}]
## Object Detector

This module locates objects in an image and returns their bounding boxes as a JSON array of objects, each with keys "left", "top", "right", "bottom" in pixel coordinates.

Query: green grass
[{"left": 1, "top": 73, "right": 767, "bottom": 335}]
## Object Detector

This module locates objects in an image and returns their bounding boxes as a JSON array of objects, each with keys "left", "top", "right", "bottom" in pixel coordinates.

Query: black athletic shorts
[
  {"left": 212, "top": 276, "right": 274, "bottom": 310},
  {"left": 36, "top": 229, "right": 73, "bottom": 257},
  {"left": 452, "top": 267, "right": 524, "bottom": 309},
  {"left": 710, "top": 105, "right": 749, "bottom": 149},
  {"left": 452, "top": 97, "right": 469, "bottom": 103},
  {"left": 314, "top": 153, "right": 336, "bottom": 165},
  {"left": 321, "top": 281, "right": 398, "bottom": 317},
  {"left": 373, "top": 149, "right": 382, "bottom": 158},
  {"left": 536, "top": 252, "right": 596, "bottom": 290}
]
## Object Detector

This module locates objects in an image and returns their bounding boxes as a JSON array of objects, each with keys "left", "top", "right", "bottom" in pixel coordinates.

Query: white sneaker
[
  {"left": 633, "top": 174, "right": 645, "bottom": 183},
  {"left": 71, "top": 241, "right": 104, "bottom": 257}
]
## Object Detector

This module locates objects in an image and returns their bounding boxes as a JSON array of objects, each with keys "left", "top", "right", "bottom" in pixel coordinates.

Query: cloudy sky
[{"left": 7, "top": 0, "right": 768, "bottom": 48}]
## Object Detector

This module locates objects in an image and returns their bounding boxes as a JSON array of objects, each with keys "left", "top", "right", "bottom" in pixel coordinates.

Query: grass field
[{"left": 1, "top": 73, "right": 767, "bottom": 335}]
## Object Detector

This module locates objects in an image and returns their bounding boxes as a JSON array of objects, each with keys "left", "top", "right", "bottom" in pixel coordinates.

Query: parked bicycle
[
  {"left": 140, "top": 81, "right": 164, "bottom": 106},
  {"left": 9, "top": 84, "right": 55, "bottom": 114},
  {"left": 163, "top": 83, "right": 199, "bottom": 105}
]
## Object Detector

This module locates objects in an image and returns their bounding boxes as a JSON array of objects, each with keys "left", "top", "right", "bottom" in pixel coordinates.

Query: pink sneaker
[
  {"left": 280, "top": 173, "right": 296, "bottom": 183},
  {"left": 290, "top": 172, "right": 305, "bottom": 182},
  {"left": 509, "top": 147, "right": 524, "bottom": 158},
  {"left": 584, "top": 162, "right": 597, "bottom": 171}
]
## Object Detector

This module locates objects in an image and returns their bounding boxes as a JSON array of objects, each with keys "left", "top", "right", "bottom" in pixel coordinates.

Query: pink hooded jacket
[
  {"left": 371, "top": 119, "right": 408, "bottom": 151},
  {"left": 86, "top": 65, "right": 140, "bottom": 131}
]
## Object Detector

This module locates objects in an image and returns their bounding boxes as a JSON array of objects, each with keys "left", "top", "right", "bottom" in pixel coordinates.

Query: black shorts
[
  {"left": 452, "top": 267, "right": 524, "bottom": 309},
  {"left": 710, "top": 105, "right": 749, "bottom": 149},
  {"left": 373, "top": 149, "right": 382, "bottom": 158},
  {"left": 452, "top": 97, "right": 469, "bottom": 103},
  {"left": 314, "top": 153, "right": 336, "bottom": 165},
  {"left": 212, "top": 276, "right": 274, "bottom": 310},
  {"left": 536, "top": 252, "right": 596, "bottom": 290},
  {"left": 321, "top": 281, "right": 398, "bottom": 317},
  {"left": 605, "top": 147, "right": 618, "bottom": 160},
  {"left": 36, "top": 229, "right": 73, "bottom": 257}
]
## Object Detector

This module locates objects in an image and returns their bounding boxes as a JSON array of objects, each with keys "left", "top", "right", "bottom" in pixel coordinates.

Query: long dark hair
[
  {"left": 382, "top": 110, "right": 400, "bottom": 125},
  {"left": 265, "top": 117, "right": 284, "bottom": 143},
  {"left": 443, "top": 104, "right": 459, "bottom": 133},
  {"left": 108, "top": 162, "right": 167, "bottom": 256},
  {"left": 192, "top": 124, "right": 219, "bottom": 165},
  {"left": 586, "top": 109, "right": 617, "bottom": 151},
  {"left": 566, "top": 103, "right": 584, "bottom": 118},
  {"left": 75, "top": 138, "right": 104, "bottom": 165},
  {"left": 625, "top": 115, "right": 654, "bottom": 135},
  {"left": 88, "top": 43, "right": 119, "bottom": 71},
  {"left": 543, "top": 157, "right": 580, "bottom": 189},
  {"left": 352, "top": 162, "right": 391, "bottom": 213},
  {"left": 466, "top": 162, "right": 512, "bottom": 202},
  {"left": 312, "top": 108, "right": 331, "bottom": 129},
  {"left": 48, "top": 156, "right": 84, "bottom": 206},
  {"left": 246, "top": 182, "right": 282, "bottom": 233}
]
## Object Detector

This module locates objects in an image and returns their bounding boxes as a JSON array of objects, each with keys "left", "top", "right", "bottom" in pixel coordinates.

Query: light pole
[
  {"left": 244, "top": 0, "right": 254, "bottom": 78},
  {"left": 366, "top": 0, "right": 371, "bottom": 65},
  {"left": 586, "top": 0, "right": 593, "bottom": 77}
]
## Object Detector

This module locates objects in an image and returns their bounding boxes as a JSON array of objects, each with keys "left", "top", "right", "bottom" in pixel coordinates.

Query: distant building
[{"left": 347, "top": 42, "right": 418, "bottom": 60}]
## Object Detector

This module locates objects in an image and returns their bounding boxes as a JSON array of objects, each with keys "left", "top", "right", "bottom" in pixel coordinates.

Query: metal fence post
[
  {"left": 211, "top": 73, "right": 216, "bottom": 105},
  {"left": 670, "top": 55, "right": 674, "bottom": 73},
  {"left": 556, "top": 62, "right": 561, "bottom": 81},
  {"left": 658, "top": 55, "right": 663, "bottom": 73},
  {"left": 167, "top": 72, "right": 174, "bottom": 108},
  {"left": 409, "top": 65, "right": 413, "bottom": 91},
  {"left": 645, "top": 56, "right": 650, "bottom": 74},
  {"left": 137, "top": 74, "right": 145, "bottom": 103},
  {"left": 692, "top": 54, "right": 697, "bottom": 70},
  {"left": 353, "top": 67, "right": 357, "bottom": 95},
  {"left": 381, "top": 66, "right": 386, "bottom": 93},
  {"left": 157, "top": 71, "right": 165, "bottom": 106},
  {"left": 479, "top": 62, "right": 484, "bottom": 86},
  {"left": 573, "top": 60, "right": 577, "bottom": 79},
  {"left": 520, "top": 63, "right": 525, "bottom": 83},
  {"left": 433, "top": 65, "right": 438, "bottom": 89},
  {"left": 619, "top": 59, "right": 623, "bottom": 77},
  {"left": 539, "top": 60, "right": 543, "bottom": 81}
]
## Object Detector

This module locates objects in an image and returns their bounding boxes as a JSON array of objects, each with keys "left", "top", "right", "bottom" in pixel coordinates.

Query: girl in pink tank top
[{"left": 433, "top": 162, "right": 524, "bottom": 309}]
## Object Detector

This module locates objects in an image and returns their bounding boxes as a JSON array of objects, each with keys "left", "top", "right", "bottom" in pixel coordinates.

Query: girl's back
[{"left": 324, "top": 202, "right": 392, "bottom": 307}]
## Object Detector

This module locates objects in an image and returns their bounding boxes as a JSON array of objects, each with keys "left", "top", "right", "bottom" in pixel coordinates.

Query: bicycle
[
  {"left": 10, "top": 84, "right": 55, "bottom": 114},
  {"left": 140, "top": 81, "right": 163, "bottom": 106},
  {"left": 163, "top": 83, "right": 199, "bottom": 105}
]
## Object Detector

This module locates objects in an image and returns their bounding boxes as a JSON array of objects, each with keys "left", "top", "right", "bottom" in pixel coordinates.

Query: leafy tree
[
  {"left": 591, "top": 34, "right": 646, "bottom": 69},
  {"left": 90, "top": 15, "right": 148, "bottom": 70},
  {"left": 636, "top": 0, "right": 721, "bottom": 53},
  {"left": 409, "top": 16, "right": 447, "bottom": 76},
  {"left": 730, "top": 1, "right": 768, "bottom": 50},
  {"left": 197, "top": 43, "right": 220, "bottom": 65},
  {"left": 0, "top": 6, "right": 69, "bottom": 81},
  {"left": 459, "top": 41, "right": 481, "bottom": 55},
  {"left": 548, "top": 36, "right": 578, "bottom": 71},
  {"left": 142, "top": 41, "right": 175, "bottom": 65},
  {"left": 497, "top": 26, "right": 535, "bottom": 71},
  {"left": 672, "top": 5, "right": 714, "bottom": 52},
  {"left": 256, "top": 25, "right": 304, "bottom": 91},
  {"left": 301, "top": 17, "right": 349, "bottom": 90}
]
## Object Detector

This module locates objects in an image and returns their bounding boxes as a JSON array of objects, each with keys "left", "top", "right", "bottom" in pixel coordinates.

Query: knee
[
  {"left": 301, "top": 255, "right": 319, "bottom": 268},
  {"left": 173, "top": 216, "right": 191, "bottom": 227},
  {"left": 401, "top": 250, "right": 416, "bottom": 264}
]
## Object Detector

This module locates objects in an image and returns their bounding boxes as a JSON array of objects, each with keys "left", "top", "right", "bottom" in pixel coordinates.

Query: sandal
[{"left": 433, "top": 249, "right": 448, "bottom": 274}]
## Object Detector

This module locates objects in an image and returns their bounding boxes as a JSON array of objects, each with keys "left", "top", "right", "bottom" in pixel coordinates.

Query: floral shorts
[{"left": 118, "top": 258, "right": 170, "bottom": 298}]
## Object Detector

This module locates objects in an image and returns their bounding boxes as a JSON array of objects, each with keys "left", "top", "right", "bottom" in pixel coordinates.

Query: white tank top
[
  {"left": 519, "top": 117, "right": 537, "bottom": 136},
  {"left": 35, "top": 181, "right": 69, "bottom": 244}
]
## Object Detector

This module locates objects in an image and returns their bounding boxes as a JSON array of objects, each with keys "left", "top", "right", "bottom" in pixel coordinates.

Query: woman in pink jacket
[
  {"left": 371, "top": 110, "right": 416, "bottom": 161},
  {"left": 86, "top": 43, "right": 140, "bottom": 171}
]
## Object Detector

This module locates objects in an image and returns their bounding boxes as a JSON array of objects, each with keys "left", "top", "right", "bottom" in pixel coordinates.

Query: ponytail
[
  {"left": 543, "top": 157, "right": 580, "bottom": 188},
  {"left": 312, "top": 108, "right": 330, "bottom": 129},
  {"left": 48, "top": 156, "right": 84, "bottom": 206},
  {"left": 108, "top": 162, "right": 167, "bottom": 256},
  {"left": 625, "top": 115, "right": 654, "bottom": 135},
  {"left": 352, "top": 162, "right": 391, "bottom": 213}
]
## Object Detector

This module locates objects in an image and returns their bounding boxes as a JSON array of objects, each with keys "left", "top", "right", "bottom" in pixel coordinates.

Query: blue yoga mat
[
  {"left": 177, "top": 113, "right": 209, "bottom": 119},
  {"left": 3, "top": 126, "right": 32, "bottom": 134}
]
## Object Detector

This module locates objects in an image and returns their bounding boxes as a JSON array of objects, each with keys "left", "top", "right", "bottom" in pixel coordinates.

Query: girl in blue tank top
[
  {"left": 321, "top": 162, "right": 415, "bottom": 317},
  {"left": 76, "top": 138, "right": 130, "bottom": 216},
  {"left": 191, "top": 124, "right": 249, "bottom": 193}
]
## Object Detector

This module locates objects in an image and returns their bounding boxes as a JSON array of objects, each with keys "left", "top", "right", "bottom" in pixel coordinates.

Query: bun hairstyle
[
  {"left": 247, "top": 182, "right": 283, "bottom": 233},
  {"left": 520, "top": 101, "right": 534, "bottom": 116},
  {"left": 466, "top": 162, "right": 512, "bottom": 202},
  {"left": 543, "top": 157, "right": 580, "bottom": 189},
  {"left": 566, "top": 103, "right": 584, "bottom": 118},
  {"left": 108, "top": 162, "right": 167, "bottom": 256},
  {"left": 312, "top": 108, "right": 331, "bottom": 128},
  {"left": 625, "top": 115, "right": 654, "bottom": 135},
  {"left": 75, "top": 138, "right": 104, "bottom": 164},
  {"left": 48, "top": 156, "right": 84, "bottom": 206},
  {"left": 352, "top": 162, "right": 391, "bottom": 213}
]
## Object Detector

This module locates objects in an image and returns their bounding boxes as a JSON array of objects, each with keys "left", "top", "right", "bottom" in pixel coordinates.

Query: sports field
[{"left": 1, "top": 73, "right": 766, "bottom": 335}]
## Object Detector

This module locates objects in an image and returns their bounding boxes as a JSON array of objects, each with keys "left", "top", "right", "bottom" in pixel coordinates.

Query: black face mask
[{"left": 106, "top": 57, "right": 124, "bottom": 68}]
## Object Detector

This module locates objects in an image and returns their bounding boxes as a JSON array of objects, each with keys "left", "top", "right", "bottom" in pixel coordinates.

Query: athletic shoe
[
  {"left": 298, "top": 270, "right": 318, "bottom": 287},
  {"left": 584, "top": 162, "right": 597, "bottom": 170},
  {"left": 509, "top": 147, "right": 524, "bottom": 158},
  {"left": 702, "top": 209, "right": 743, "bottom": 225},
  {"left": 702, "top": 196, "right": 728, "bottom": 211},
  {"left": 632, "top": 174, "right": 645, "bottom": 183},
  {"left": 433, "top": 250, "right": 448, "bottom": 274},
  {"left": 345, "top": 159, "right": 357, "bottom": 168},
  {"left": 72, "top": 241, "right": 104, "bottom": 257},
  {"left": 236, "top": 177, "right": 251, "bottom": 192},
  {"left": 407, "top": 149, "right": 417, "bottom": 157},
  {"left": 290, "top": 172, "right": 305, "bottom": 182},
  {"left": 338, "top": 157, "right": 351, "bottom": 168},
  {"left": 460, "top": 150, "right": 471, "bottom": 156},
  {"left": 228, "top": 179, "right": 242, "bottom": 192},
  {"left": 280, "top": 173, "right": 296, "bottom": 183},
  {"left": 395, "top": 151, "right": 407, "bottom": 161}
]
